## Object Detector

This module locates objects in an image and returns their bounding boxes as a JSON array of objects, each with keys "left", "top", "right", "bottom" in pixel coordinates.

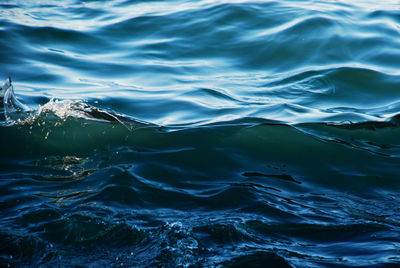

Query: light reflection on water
[{"left": 1, "top": 0, "right": 400, "bottom": 266}]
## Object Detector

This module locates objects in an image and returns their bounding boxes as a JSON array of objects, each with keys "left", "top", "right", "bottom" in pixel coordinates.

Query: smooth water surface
[{"left": 1, "top": 0, "right": 400, "bottom": 266}]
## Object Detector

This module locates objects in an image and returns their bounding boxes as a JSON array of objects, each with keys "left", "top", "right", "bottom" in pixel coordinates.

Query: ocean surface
[{"left": 1, "top": 0, "right": 400, "bottom": 266}]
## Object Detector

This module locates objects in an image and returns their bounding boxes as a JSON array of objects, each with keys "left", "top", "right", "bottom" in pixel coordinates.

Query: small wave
[
  {"left": 38, "top": 99, "right": 94, "bottom": 120},
  {"left": 2, "top": 1, "right": 400, "bottom": 267},
  {"left": 6, "top": 98, "right": 138, "bottom": 132},
  {"left": 0, "top": 78, "right": 145, "bottom": 131}
]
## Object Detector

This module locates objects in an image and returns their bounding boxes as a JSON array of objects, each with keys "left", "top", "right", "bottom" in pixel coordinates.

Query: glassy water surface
[{"left": 1, "top": 0, "right": 400, "bottom": 266}]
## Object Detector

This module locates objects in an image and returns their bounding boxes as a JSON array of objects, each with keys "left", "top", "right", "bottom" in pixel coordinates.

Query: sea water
[{"left": 1, "top": 0, "right": 400, "bottom": 266}]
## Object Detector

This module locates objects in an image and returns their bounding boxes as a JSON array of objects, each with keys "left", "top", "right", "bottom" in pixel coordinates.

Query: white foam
[{"left": 37, "top": 99, "right": 91, "bottom": 120}]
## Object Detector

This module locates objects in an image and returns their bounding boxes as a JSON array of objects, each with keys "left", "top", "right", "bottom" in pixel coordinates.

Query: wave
[
  {"left": 2, "top": 1, "right": 400, "bottom": 266},
  {"left": 2, "top": 74, "right": 400, "bottom": 129},
  {"left": 2, "top": 160, "right": 399, "bottom": 267},
  {"left": 1, "top": 103, "right": 399, "bottom": 267},
  {"left": 1, "top": 77, "right": 399, "bottom": 161},
  {"left": 1, "top": 1, "right": 399, "bottom": 128}
]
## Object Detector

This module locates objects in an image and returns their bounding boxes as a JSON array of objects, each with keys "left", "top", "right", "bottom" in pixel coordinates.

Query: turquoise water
[{"left": 1, "top": 0, "right": 400, "bottom": 266}]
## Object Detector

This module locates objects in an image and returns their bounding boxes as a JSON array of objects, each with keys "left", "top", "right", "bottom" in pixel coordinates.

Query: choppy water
[{"left": 1, "top": 0, "right": 400, "bottom": 266}]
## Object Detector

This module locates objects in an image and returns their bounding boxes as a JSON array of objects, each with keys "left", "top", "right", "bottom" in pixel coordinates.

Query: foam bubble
[{"left": 37, "top": 99, "right": 90, "bottom": 120}]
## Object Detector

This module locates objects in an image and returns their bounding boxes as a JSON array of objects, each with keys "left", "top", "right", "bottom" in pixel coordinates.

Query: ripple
[
  {"left": 2, "top": 0, "right": 400, "bottom": 266},
  {"left": 2, "top": 0, "right": 399, "bottom": 125}
]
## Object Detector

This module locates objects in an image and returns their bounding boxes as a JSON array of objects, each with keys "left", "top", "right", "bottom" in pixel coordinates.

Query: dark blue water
[{"left": 1, "top": 0, "right": 400, "bottom": 266}]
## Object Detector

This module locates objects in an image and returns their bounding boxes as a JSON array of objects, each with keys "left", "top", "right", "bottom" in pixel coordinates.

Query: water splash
[
  {"left": 0, "top": 78, "right": 139, "bottom": 130},
  {"left": 0, "top": 77, "right": 31, "bottom": 122}
]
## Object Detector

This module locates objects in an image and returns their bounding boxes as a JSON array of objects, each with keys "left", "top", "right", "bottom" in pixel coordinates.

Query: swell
[
  {"left": 1, "top": 1, "right": 399, "bottom": 126},
  {"left": 1, "top": 117, "right": 400, "bottom": 266},
  {"left": 1, "top": 158, "right": 400, "bottom": 266},
  {"left": 1, "top": 114, "right": 399, "bottom": 185},
  {"left": 2, "top": 1, "right": 400, "bottom": 266},
  {"left": 3, "top": 64, "right": 400, "bottom": 127}
]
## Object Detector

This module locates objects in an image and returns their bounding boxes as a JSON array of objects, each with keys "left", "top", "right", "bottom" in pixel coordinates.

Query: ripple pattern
[{"left": 1, "top": 0, "right": 400, "bottom": 266}]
